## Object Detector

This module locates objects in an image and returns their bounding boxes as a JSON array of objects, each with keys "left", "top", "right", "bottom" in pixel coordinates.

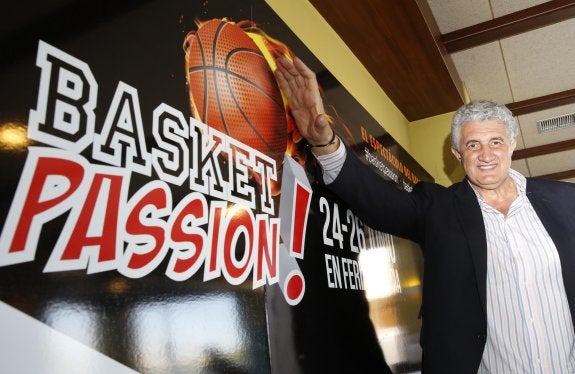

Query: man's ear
[{"left": 451, "top": 147, "right": 462, "bottom": 162}]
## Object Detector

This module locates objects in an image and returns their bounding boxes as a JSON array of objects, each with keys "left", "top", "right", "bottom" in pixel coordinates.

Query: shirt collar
[{"left": 508, "top": 169, "right": 526, "bottom": 196}]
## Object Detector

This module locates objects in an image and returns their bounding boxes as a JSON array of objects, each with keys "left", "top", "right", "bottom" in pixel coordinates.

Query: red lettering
[
  {"left": 222, "top": 205, "right": 254, "bottom": 284},
  {"left": 11, "top": 157, "right": 84, "bottom": 253},
  {"left": 204, "top": 201, "right": 226, "bottom": 280},
  {"left": 254, "top": 216, "right": 279, "bottom": 287},
  {"left": 120, "top": 181, "right": 171, "bottom": 278},
  {"left": 61, "top": 173, "right": 123, "bottom": 262},
  {"left": 44, "top": 166, "right": 128, "bottom": 273},
  {"left": 166, "top": 192, "right": 208, "bottom": 280}
]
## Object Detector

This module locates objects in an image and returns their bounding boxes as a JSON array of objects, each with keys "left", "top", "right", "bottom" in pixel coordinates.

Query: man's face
[{"left": 451, "top": 120, "right": 516, "bottom": 192}]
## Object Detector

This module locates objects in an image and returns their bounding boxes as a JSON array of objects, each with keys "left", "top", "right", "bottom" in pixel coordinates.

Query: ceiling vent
[{"left": 537, "top": 113, "right": 575, "bottom": 133}]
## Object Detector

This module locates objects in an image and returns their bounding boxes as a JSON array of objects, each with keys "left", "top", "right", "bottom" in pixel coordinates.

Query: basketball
[{"left": 185, "top": 19, "right": 287, "bottom": 170}]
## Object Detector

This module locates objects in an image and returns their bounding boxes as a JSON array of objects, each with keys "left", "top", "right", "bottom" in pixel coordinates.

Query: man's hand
[{"left": 275, "top": 56, "right": 339, "bottom": 155}]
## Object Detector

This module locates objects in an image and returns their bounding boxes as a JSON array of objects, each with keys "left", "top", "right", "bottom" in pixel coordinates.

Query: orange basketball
[{"left": 185, "top": 19, "right": 287, "bottom": 169}]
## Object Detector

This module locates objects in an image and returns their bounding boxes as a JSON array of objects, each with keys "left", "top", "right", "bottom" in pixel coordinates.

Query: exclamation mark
[
  {"left": 278, "top": 155, "right": 312, "bottom": 305},
  {"left": 290, "top": 182, "right": 311, "bottom": 258}
]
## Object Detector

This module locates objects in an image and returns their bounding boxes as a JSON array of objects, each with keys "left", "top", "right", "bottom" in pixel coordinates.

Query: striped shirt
[
  {"left": 475, "top": 170, "right": 575, "bottom": 373},
  {"left": 316, "top": 146, "right": 575, "bottom": 372},
  {"left": 315, "top": 138, "right": 346, "bottom": 184}
]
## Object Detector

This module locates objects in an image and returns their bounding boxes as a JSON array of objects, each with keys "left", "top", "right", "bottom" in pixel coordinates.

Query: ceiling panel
[
  {"left": 427, "top": 0, "right": 492, "bottom": 33},
  {"left": 516, "top": 125, "right": 527, "bottom": 150},
  {"left": 450, "top": 42, "right": 513, "bottom": 103},
  {"left": 490, "top": 0, "right": 550, "bottom": 17},
  {"left": 501, "top": 18, "right": 575, "bottom": 101},
  {"left": 527, "top": 149, "right": 575, "bottom": 174},
  {"left": 511, "top": 158, "right": 531, "bottom": 175}
]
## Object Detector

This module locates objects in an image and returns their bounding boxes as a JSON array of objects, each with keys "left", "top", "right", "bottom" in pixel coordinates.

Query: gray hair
[{"left": 451, "top": 100, "right": 518, "bottom": 151}]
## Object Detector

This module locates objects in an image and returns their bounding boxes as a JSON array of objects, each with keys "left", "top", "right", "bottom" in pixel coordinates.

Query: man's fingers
[
  {"left": 275, "top": 59, "right": 299, "bottom": 92},
  {"left": 276, "top": 56, "right": 315, "bottom": 90},
  {"left": 293, "top": 57, "right": 316, "bottom": 81},
  {"left": 276, "top": 56, "right": 300, "bottom": 78},
  {"left": 274, "top": 68, "right": 292, "bottom": 97}
]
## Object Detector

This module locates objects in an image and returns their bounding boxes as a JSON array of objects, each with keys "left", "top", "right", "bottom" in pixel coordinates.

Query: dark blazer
[{"left": 329, "top": 150, "right": 575, "bottom": 373}]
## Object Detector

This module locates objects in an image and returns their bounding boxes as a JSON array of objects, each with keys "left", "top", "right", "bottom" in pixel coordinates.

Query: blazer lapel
[{"left": 452, "top": 181, "right": 488, "bottom": 316}]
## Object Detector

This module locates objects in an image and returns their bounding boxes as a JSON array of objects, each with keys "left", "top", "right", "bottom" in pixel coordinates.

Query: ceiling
[{"left": 310, "top": 0, "right": 575, "bottom": 183}]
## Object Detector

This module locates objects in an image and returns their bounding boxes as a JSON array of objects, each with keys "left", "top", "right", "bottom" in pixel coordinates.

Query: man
[{"left": 274, "top": 56, "right": 575, "bottom": 373}]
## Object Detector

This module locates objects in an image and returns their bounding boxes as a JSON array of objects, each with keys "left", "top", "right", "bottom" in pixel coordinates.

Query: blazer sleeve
[{"left": 328, "top": 148, "right": 427, "bottom": 243}]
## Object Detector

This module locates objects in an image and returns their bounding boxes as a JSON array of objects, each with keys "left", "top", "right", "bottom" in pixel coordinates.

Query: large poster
[{"left": 0, "top": 1, "right": 431, "bottom": 373}]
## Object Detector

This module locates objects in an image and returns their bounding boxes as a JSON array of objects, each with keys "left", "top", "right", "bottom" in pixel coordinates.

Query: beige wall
[
  {"left": 267, "top": 0, "right": 460, "bottom": 185},
  {"left": 409, "top": 112, "right": 465, "bottom": 186}
]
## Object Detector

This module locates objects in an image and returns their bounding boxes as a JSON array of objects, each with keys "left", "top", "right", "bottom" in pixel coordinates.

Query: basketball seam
[
  {"left": 224, "top": 49, "right": 283, "bottom": 157},
  {"left": 213, "top": 21, "right": 231, "bottom": 135},
  {"left": 226, "top": 48, "right": 284, "bottom": 107},
  {"left": 192, "top": 29, "right": 209, "bottom": 123},
  {"left": 188, "top": 64, "right": 283, "bottom": 107}
]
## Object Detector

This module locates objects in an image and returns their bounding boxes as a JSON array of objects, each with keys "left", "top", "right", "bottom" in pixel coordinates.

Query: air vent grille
[{"left": 537, "top": 113, "right": 575, "bottom": 133}]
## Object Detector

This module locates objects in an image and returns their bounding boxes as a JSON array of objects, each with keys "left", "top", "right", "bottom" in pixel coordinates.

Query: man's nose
[{"left": 478, "top": 145, "right": 495, "bottom": 161}]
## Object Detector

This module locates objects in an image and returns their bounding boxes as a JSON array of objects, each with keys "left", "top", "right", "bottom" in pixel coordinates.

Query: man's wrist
[
  {"left": 311, "top": 134, "right": 340, "bottom": 156},
  {"left": 314, "top": 138, "right": 346, "bottom": 184},
  {"left": 307, "top": 129, "right": 337, "bottom": 148}
]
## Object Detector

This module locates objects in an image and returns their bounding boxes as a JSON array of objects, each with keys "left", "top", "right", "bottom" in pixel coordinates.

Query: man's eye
[
  {"left": 490, "top": 139, "right": 504, "bottom": 147},
  {"left": 466, "top": 143, "right": 480, "bottom": 150}
]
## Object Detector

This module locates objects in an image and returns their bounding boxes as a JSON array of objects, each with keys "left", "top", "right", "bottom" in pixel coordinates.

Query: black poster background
[{"left": 0, "top": 1, "right": 432, "bottom": 373}]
